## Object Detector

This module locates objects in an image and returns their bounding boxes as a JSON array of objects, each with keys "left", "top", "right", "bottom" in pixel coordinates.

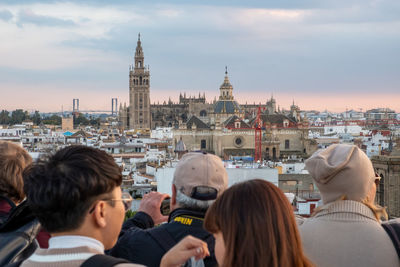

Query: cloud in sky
[
  {"left": 0, "top": 9, "right": 13, "bottom": 21},
  {"left": 0, "top": 0, "right": 399, "bottom": 112},
  {"left": 16, "top": 9, "right": 75, "bottom": 27}
]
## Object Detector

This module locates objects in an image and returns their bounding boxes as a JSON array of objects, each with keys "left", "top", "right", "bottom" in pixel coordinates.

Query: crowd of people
[{"left": 0, "top": 140, "right": 398, "bottom": 267}]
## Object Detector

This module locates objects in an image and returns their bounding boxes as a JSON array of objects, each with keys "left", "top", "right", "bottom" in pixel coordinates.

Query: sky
[{"left": 0, "top": 0, "right": 399, "bottom": 113}]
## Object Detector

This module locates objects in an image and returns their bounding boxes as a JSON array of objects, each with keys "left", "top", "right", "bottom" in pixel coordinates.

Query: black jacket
[{"left": 109, "top": 208, "right": 217, "bottom": 267}]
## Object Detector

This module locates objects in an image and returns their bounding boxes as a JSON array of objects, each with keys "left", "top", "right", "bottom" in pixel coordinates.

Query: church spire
[
  {"left": 135, "top": 33, "right": 142, "bottom": 56},
  {"left": 135, "top": 33, "right": 144, "bottom": 69},
  {"left": 219, "top": 66, "right": 234, "bottom": 100}
]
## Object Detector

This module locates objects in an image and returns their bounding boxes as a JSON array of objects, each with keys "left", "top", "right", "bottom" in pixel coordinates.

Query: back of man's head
[
  {"left": 23, "top": 145, "right": 122, "bottom": 233},
  {"left": 173, "top": 152, "right": 228, "bottom": 211}
]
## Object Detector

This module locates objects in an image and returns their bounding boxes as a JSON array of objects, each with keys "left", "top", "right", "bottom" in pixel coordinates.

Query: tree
[
  {"left": 10, "top": 109, "right": 27, "bottom": 124},
  {"left": 42, "top": 115, "right": 61, "bottom": 125},
  {"left": 90, "top": 118, "right": 100, "bottom": 126},
  {"left": 0, "top": 110, "right": 10, "bottom": 125},
  {"left": 31, "top": 111, "right": 41, "bottom": 125},
  {"left": 52, "top": 115, "right": 62, "bottom": 125},
  {"left": 74, "top": 113, "right": 89, "bottom": 126}
]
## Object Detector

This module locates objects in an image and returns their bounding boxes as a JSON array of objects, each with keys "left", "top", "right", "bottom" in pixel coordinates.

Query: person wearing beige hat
[
  {"left": 110, "top": 152, "right": 228, "bottom": 267},
  {"left": 299, "top": 144, "right": 399, "bottom": 267}
]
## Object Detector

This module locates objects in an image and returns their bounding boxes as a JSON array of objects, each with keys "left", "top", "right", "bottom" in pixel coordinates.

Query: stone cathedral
[{"left": 119, "top": 35, "right": 316, "bottom": 159}]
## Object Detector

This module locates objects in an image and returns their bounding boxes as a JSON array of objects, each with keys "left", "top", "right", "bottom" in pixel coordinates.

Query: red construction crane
[{"left": 254, "top": 106, "right": 263, "bottom": 162}]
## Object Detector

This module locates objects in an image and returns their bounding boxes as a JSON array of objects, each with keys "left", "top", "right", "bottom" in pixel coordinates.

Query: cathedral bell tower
[
  {"left": 129, "top": 33, "right": 151, "bottom": 129},
  {"left": 219, "top": 66, "right": 234, "bottom": 101},
  {"left": 213, "top": 67, "right": 243, "bottom": 122}
]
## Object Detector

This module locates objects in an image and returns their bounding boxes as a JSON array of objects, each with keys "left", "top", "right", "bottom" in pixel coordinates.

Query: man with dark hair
[
  {"left": 110, "top": 152, "right": 228, "bottom": 267},
  {"left": 19, "top": 145, "right": 143, "bottom": 267}
]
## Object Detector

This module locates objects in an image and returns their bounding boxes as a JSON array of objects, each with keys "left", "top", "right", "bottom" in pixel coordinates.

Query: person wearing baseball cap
[
  {"left": 110, "top": 152, "right": 228, "bottom": 267},
  {"left": 299, "top": 144, "right": 399, "bottom": 267}
]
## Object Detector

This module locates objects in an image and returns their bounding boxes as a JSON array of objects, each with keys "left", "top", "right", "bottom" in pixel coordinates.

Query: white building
[
  {"left": 151, "top": 127, "right": 173, "bottom": 140},
  {"left": 324, "top": 124, "right": 363, "bottom": 135}
]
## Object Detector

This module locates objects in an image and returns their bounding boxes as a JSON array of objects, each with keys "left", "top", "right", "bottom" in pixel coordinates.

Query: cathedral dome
[
  {"left": 214, "top": 100, "right": 242, "bottom": 114},
  {"left": 214, "top": 67, "right": 242, "bottom": 115}
]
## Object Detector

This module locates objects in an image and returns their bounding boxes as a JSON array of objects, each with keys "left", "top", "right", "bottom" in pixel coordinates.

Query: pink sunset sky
[{"left": 3, "top": 85, "right": 399, "bottom": 113}]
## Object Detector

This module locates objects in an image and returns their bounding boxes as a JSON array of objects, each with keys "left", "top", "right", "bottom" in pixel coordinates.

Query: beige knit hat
[{"left": 305, "top": 144, "right": 376, "bottom": 204}]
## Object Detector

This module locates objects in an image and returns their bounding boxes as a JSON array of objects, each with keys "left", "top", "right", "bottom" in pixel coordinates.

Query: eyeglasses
[{"left": 89, "top": 192, "right": 133, "bottom": 213}]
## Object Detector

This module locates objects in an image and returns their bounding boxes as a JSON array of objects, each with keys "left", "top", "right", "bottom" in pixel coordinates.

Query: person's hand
[
  {"left": 138, "top": 191, "right": 169, "bottom": 224},
  {"left": 160, "top": 235, "right": 210, "bottom": 267}
]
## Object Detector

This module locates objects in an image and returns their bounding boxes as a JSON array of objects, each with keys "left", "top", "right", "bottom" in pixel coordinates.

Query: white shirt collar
[{"left": 48, "top": 235, "right": 105, "bottom": 253}]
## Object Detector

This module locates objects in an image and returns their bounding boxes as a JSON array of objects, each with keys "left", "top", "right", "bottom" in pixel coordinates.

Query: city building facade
[
  {"left": 119, "top": 36, "right": 315, "bottom": 160},
  {"left": 372, "top": 142, "right": 400, "bottom": 218}
]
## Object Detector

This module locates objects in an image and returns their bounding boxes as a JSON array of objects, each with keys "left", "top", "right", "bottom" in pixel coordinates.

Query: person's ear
[
  {"left": 171, "top": 184, "right": 177, "bottom": 206},
  {"left": 93, "top": 201, "right": 107, "bottom": 228}
]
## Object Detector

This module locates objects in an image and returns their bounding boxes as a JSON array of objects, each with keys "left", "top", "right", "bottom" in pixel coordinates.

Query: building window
[
  {"left": 234, "top": 136, "right": 244, "bottom": 148},
  {"left": 285, "top": 140, "right": 290, "bottom": 149},
  {"left": 376, "top": 173, "right": 384, "bottom": 206},
  {"left": 283, "top": 120, "right": 289, "bottom": 128},
  {"left": 309, "top": 183, "right": 314, "bottom": 191},
  {"left": 201, "top": 139, "right": 206, "bottom": 149}
]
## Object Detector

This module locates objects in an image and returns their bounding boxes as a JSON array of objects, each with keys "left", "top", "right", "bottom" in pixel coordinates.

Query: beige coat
[{"left": 299, "top": 200, "right": 399, "bottom": 267}]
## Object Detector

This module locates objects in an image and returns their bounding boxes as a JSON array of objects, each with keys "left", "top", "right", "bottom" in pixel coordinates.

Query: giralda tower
[{"left": 129, "top": 33, "right": 151, "bottom": 129}]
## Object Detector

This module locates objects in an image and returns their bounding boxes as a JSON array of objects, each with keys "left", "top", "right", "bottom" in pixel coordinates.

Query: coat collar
[
  {"left": 313, "top": 200, "right": 378, "bottom": 222},
  {"left": 168, "top": 208, "right": 206, "bottom": 223}
]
